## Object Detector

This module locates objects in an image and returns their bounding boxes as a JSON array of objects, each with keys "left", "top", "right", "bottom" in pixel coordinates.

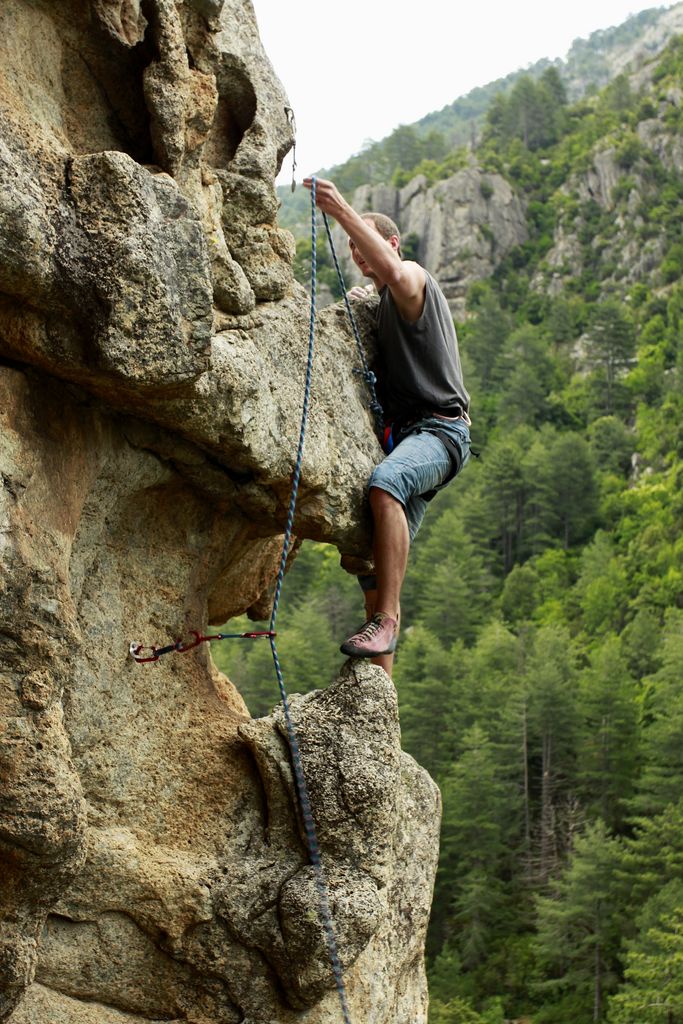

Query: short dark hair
[{"left": 362, "top": 212, "right": 402, "bottom": 257}]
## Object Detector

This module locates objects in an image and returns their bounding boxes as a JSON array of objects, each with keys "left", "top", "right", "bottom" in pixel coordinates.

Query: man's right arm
[
  {"left": 303, "top": 177, "right": 426, "bottom": 322},
  {"left": 302, "top": 178, "right": 398, "bottom": 279}
]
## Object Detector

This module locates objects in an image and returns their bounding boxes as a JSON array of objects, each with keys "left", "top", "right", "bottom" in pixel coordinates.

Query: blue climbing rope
[
  {"left": 322, "top": 214, "right": 384, "bottom": 437},
  {"left": 267, "top": 176, "right": 353, "bottom": 1024}
]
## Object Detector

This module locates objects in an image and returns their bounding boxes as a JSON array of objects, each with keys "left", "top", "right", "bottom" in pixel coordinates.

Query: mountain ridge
[{"left": 278, "top": 0, "right": 683, "bottom": 227}]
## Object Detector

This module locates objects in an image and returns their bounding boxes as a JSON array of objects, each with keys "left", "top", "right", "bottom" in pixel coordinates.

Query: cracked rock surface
[{"left": 0, "top": 2, "right": 441, "bottom": 1022}]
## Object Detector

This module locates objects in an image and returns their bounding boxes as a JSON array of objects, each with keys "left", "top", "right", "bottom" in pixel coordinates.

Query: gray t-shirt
[{"left": 375, "top": 271, "right": 469, "bottom": 419}]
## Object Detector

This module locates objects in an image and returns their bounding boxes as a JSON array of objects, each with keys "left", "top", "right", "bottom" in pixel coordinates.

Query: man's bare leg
[
  {"left": 365, "top": 485, "right": 410, "bottom": 675},
  {"left": 369, "top": 486, "right": 410, "bottom": 616}
]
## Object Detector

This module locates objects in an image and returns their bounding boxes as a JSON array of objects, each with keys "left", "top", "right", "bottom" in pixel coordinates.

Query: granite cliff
[
  {"left": 0, "top": 2, "right": 440, "bottom": 1022},
  {"left": 331, "top": 167, "right": 529, "bottom": 320}
]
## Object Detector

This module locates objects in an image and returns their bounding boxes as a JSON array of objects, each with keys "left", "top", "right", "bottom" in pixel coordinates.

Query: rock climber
[{"left": 303, "top": 176, "right": 471, "bottom": 675}]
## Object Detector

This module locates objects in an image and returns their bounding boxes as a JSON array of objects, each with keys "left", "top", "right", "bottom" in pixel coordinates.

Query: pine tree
[
  {"left": 575, "top": 532, "right": 629, "bottom": 636},
  {"left": 619, "top": 801, "right": 683, "bottom": 917},
  {"left": 393, "top": 625, "right": 460, "bottom": 780},
  {"left": 576, "top": 637, "right": 640, "bottom": 830},
  {"left": 587, "top": 416, "right": 634, "bottom": 476},
  {"left": 633, "top": 610, "right": 683, "bottom": 815},
  {"left": 494, "top": 325, "right": 557, "bottom": 427},
  {"left": 608, "top": 884, "right": 683, "bottom": 1023},
  {"left": 619, "top": 607, "right": 662, "bottom": 680},
  {"left": 526, "top": 624, "right": 578, "bottom": 882},
  {"left": 521, "top": 430, "right": 559, "bottom": 557},
  {"left": 500, "top": 563, "right": 540, "bottom": 624},
  {"left": 545, "top": 432, "right": 598, "bottom": 549},
  {"left": 435, "top": 725, "right": 516, "bottom": 960},
  {"left": 463, "top": 288, "right": 513, "bottom": 392},
  {"left": 534, "top": 821, "right": 626, "bottom": 1023},
  {"left": 472, "top": 430, "right": 531, "bottom": 574},
  {"left": 585, "top": 301, "right": 636, "bottom": 415},
  {"left": 406, "top": 511, "right": 496, "bottom": 646}
]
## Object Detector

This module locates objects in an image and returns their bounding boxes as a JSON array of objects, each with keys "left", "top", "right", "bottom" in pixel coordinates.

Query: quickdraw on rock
[{"left": 129, "top": 630, "right": 275, "bottom": 664}]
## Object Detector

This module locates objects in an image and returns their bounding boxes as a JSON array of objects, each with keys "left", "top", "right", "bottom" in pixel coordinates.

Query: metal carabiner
[
  {"left": 129, "top": 641, "right": 160, "bottom": 663},
  {"left": 174, "top": 630, "right": 204, "bottom": 654}
]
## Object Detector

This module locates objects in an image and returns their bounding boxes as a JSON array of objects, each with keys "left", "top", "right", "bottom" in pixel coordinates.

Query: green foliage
[
  {"left": 584, "top": 301, "right": 636, "bottom": 415},
  {"left": 293, "top": 236, "right": 343, "bottom": 296},
  {"left": 392, "top": 625, "right": 459, "bottom": 779},
  {"left": 534, "top": 821, "right": 625, "bottom": 1021},
  {"left": 633, "top": 611, "right": 683, "bottom": 816},
  {"left": 587, "top": 416, "right": 633, "bottom": 475},
  {"left": 608, "top": 884, "right": 683, "bottom": 1023},
  {"left": 575, "top": 638, "right": 639, "bottom": 829},
  {"left": 437, "top": 724, "right": 518, "bottom": 965},
  {"left": 212, "top": 542, "right": 358, "bottom": 716},
  {"left": 393, "top": 148, "right": 470, "bottom": 188},
  {"left": 651, "top": 35, "right": 683, "bottom": 84},
  {"left": 566, "top": 8, "right": 667, "bottom": 90},
  {"left": 429, "top": 996, "right": 486, "bottom": 1024},
  {"left": 500, "top": 563, "right": 539, "bottom": 624},
  {"left": 661, "top": 242, "right": 683, "bottom": 285},
  {"left": 327, "top": 124, "right": 450, "bottom": 194},
  {"left": 402, "top": 510, "right": 495, "bottom": 645},
  {"left": 575, "top": 532, "right": 628, "bottom": 636},
  {"left": 483, "top": 70, "right": 569, "bottom": 151},
  {"left": 619, "top": 801, "right": 683, "bottom": 919},
  {"left": 401, "top": 231, "right": 421, "bottom": 262}
]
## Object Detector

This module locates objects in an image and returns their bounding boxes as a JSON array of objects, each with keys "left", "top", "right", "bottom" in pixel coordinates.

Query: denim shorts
[{"left": 358, "top": 416, "right": 471, "bottom": 592}]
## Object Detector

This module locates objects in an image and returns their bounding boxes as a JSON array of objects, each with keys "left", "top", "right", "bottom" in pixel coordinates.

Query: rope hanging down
[
  {"left": 266, "top": 177, "right": 353, "bottom": 1024},
  {"left": 131, "top": 180, "right": 354, "bottom": 1023},
  {"left": 322, "top": 214, "right": 384, "bottom": 436}
]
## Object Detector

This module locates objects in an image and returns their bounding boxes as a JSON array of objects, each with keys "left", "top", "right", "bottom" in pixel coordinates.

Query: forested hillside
[
  {"left": 216, "top": 34, "right": 683, "bottom": 1024},
  {"left": 277, "top": 2, "right": 683, "bottom": 232}
]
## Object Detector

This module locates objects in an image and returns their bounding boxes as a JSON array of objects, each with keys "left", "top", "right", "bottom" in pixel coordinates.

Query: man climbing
[{"left": 303, "top": 176, "right": 471, "bottom": 675}]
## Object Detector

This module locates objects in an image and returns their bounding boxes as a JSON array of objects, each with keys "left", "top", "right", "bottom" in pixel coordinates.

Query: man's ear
[{"left": 389, "top": 235, "right": 401, "bottom": 252}]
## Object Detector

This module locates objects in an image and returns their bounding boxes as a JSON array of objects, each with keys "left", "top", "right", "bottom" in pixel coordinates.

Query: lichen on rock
[{"left": 0, "top": 2, "right": 441, "bottom": 1022}]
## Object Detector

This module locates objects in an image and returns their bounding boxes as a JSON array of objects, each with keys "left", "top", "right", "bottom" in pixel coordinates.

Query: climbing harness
[
  {"left": 131, "top": 179, "right": 354, "bottom": 1024},
  {"left": 380, "top": 409, "right": 470, "bottom": 501}
]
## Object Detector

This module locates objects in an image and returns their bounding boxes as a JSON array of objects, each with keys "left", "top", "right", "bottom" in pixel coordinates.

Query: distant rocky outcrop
[
  {"left": 531, "top": 56, "right": 683, "bottom": 298},
  {"left": 0, "top": 2, "right": 440, "bottom": 1022},
  {"left": 331, "top": 166, "right": 528, "bottom": 320},
  {"left": 319, "top": 28, "right": 683, "bottom": 322},
  {"left": 561, "top": 1, "right": 683, "bottom": 99}
]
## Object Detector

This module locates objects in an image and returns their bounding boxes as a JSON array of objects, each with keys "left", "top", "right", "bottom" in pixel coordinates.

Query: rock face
[
  {"left": 531, "top": 53, "right": 683, "bottom": 300},
  {"left": 562, "top": 1, "right": 683, "bottom": 99},
  {"left": 331, "top": 167, "right": 528, "bottom": 320},
  {"left": 0, "top": 2, "right": 440, "bottom": 1022}
]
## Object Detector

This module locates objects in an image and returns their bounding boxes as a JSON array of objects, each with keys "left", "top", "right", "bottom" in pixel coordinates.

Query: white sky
[{"left": 251, "top": 0, "right": 678, "bottom": 184}]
